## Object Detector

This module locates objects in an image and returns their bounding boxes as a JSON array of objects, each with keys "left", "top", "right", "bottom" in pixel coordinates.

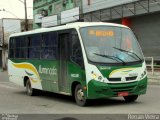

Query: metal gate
[{"left": 0, "top": 50, "right": 2, "bottom": 70}]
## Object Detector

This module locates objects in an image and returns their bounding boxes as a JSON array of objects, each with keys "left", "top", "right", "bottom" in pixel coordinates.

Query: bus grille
[
  {"left": 108, "top": 83, "right": 137, "bottom": 95},
  {"left": 126, "top": 76, "right": 137, "bottom": 81},
  {"left": 108, "top": 78, "right": 121, "bottom": 82},
  {"left": 108, "top": 76, "right": 137, "bottom": 82}
]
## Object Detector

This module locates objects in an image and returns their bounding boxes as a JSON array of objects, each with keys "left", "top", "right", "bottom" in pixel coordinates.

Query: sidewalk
[
  {"left": 0, "top": 71, "right": 9, "bottom": 82},
  {"left": 147, "top": 71, "right": 160, "bottom": 85}
]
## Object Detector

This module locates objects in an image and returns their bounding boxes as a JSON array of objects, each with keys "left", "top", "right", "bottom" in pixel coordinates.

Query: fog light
[
  {"left": 92, "top": 73, "right": 97, "bottom": 79},
  {"left": 98, "top": 76, "right": 102, "bottom": 80}
]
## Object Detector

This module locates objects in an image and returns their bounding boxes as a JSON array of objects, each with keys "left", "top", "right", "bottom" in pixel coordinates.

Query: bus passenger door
[{"left": 58, "top": 33, "right": 69, "bottom": 93}]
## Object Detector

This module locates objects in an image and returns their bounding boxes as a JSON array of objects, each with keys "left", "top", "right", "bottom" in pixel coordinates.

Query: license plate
[{"left": 118, "top": 92, "right": 129, "bottom": 97}]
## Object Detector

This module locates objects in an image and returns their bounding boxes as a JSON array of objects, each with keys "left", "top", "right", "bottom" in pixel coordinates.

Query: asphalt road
[{"left": 0, "top": 72, "right": 160, "bottom": 115}]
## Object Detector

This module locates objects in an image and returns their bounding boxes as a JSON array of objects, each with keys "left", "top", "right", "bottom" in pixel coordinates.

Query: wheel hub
[
  {"left": 77, "top": 89, "right": 84, "bottom": 101},
  {"left": 27, "top": 82, "right": 31, "bottom": 94}
]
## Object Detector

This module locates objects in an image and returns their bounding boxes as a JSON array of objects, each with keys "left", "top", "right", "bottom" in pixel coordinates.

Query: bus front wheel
[
  {"left": 74, "top": 84, "right": 88, "bottom": 106},
  {"left": 26, "top": 79, "right": 37, "bottom": 96},
  {"left": 123, "top": 95, "right": 138, "bottom": 102}
]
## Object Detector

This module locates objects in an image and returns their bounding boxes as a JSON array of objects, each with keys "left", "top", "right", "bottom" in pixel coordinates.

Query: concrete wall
[
  {"left": 33, "top": 0, "right": 82, "bottom": 29},
  {"left": 0, "top": 50, "right": 2, "bottom": 69},
  {"left": 131, "top": 13, "right": 160, "bottom": 61},
  {"left": 82, "top": 0, "right": 139, "bottom": 13},
  {"left": 0, "top": 19, "right": 21, "bottom": 45}
]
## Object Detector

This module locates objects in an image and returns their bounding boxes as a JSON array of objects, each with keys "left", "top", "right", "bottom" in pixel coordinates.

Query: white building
[{"left": 0, "top": 18, "right": 21, "bottom": 70}]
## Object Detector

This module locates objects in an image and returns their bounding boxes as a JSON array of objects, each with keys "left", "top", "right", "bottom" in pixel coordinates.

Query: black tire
[
  {"left": 74, "top": 84, "right": 88, "bottom": 106},
  {"left": 124, "top": 95, "right": 138, "bottom": 102},
  {"left": 26, "top": 79, "right": 37, "bottom": 96}
]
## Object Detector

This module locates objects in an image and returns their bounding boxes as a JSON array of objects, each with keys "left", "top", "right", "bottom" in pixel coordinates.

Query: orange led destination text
[{"left": 89, "top": 30, "right": 114, "bottom": 37}]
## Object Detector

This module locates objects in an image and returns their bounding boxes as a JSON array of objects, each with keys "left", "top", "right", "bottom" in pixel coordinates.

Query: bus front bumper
[{"left": 87, "top": 77, "right": 148, "bottom": 99}]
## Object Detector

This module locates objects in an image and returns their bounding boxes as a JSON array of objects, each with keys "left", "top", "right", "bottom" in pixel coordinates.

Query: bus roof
[{"left": 9, "top": 22, "right": 129, "bottom": 38}]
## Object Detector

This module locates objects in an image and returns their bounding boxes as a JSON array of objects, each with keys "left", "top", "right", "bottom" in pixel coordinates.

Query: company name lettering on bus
[
  {"left": 89, "top": 30, "right": 114, "bottom": 37},
  {"left": 39, "top": 65, "right": 57, "bottom": 76},
  {"left": 71, "top": 74, "right": 80, "bottom": 78},
  {"left": 99, "top": 66, "right": 111, "bottom": 70}
]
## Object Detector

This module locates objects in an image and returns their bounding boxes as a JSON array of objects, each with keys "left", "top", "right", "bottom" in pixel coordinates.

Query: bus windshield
[{"left": 80, "top": 26, "right": 144, "bottom": 64}]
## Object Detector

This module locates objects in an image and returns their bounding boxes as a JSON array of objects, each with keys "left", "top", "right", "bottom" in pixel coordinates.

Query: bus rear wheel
[
  {"left": 123, "top": 95, "right": 138, "bottom": 102},
  {"left": 74, "top": 84, "right": 88, "bottom": 106},
  {"left": 26, "top": 79, "right": 37, "bottom": 96}
]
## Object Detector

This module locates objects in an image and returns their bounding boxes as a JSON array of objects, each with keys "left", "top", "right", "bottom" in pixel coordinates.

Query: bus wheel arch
[
  {"left": 25, "top": 77, "right": 38, "bottom": 96},
  {"left": 72, "top": 82, "right": 88, "bottom": 106},
  {"left": 71, "top": 81, "right": 80, "bottom": 96},
  {"left": 24, "top": 76, "right": 29, "bottom": 87}
]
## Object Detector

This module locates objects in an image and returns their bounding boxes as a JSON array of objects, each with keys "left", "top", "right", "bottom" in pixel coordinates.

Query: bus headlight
[
  {"left": 140, "top": 70, "right": 147, "bottom": 79},
  {"left": 91, "top": 71, "right": 103, "bottom": 81},
  {"left": 98, "top": 76, "right": 102, "bottom": 80},
  {"left": 92, "top": 73, "right": 97, "bottom": 79}
]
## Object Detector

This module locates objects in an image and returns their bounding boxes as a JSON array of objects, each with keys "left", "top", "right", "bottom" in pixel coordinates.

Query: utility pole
[
  {"left": 1, "top": 19, "right": 5, "bottom": 70},
  {"left": 24, "top": 0, "right": 28, "bottom": 31}
]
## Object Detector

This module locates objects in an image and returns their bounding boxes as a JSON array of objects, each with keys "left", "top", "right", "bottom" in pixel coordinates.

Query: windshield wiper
[
  {"left": 113, "top": 47, "right": 142, "bottom": 61},
  {"left": 93, "top": 53, "right": 126, "bottom": 65}
]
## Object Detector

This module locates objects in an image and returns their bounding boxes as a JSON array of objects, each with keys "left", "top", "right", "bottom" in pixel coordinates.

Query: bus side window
[
  {"left": 15, "top": 37, "right": 27, "bottom": 59},
  {"left": 70, "top": 30, "right": 84, "bottom": 68},
  {"left": 27, "top": 35, "right": 41, "bottom": 59},
  {"left": 41, "top": 32, "right": 58, "bottom": 60},
  {"left": 9, "top": 38, "right": 15, "bottom": 58}
]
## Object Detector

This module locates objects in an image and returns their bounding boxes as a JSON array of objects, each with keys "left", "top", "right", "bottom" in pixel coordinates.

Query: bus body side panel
[
  {"left": 67, "top": 61, "right": 86, "bottom": 96},
  {"left": 8, "top": 59, "right": 24, "bottom": 86},
  {"left": 8, "top": 28, "right": 87, "bottom": 96},
  {"left": 8, "top": 59, "right": 43, "bottom": 90},
  {"left": 62, "top": 28, "right": 87, "bottom": 96},
  {"left": 8, "top": 59, "right": 60, "bottom": 92},
  {"left": 30, "top": 59, "right": 59, "bottom": 93}
]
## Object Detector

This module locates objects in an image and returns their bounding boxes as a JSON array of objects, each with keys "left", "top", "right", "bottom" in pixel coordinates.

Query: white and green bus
[{"left": 8, "top": 22, "right": 147, "bottom": 106}]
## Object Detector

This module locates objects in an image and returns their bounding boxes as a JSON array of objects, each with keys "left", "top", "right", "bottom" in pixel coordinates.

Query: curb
[{"left": 148, "top": 78, "right": 160, "bottom": 85}]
